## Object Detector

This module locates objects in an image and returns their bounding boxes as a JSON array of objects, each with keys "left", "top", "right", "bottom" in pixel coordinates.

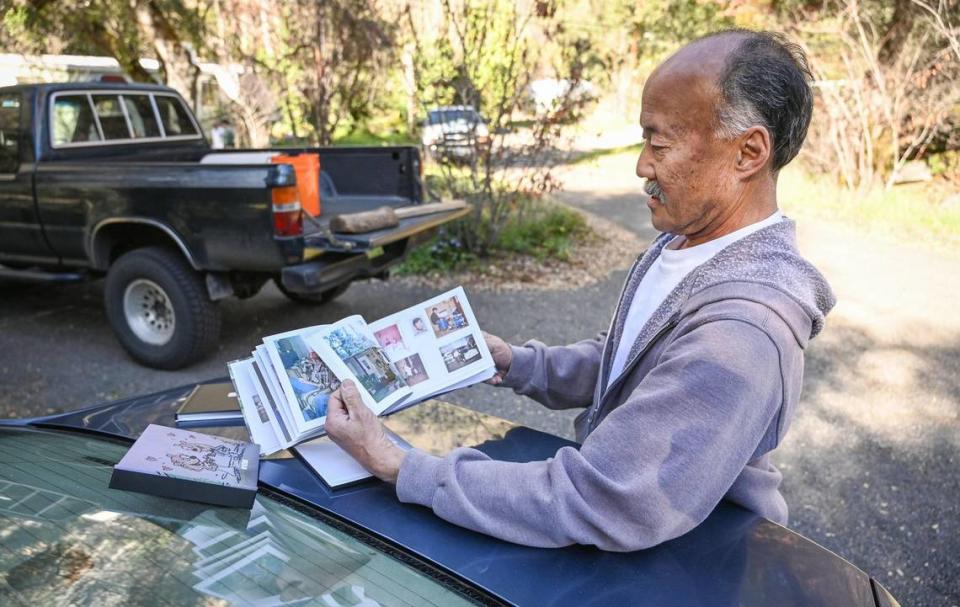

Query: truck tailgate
[{"left": 303, "top": 205, "right": 470, "bottom": 253}]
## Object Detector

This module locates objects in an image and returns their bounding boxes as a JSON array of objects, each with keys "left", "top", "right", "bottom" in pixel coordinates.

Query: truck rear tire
[
  {"left": 105, "top": 247, "right": 221, "bottom": 369},
  {"left": 273, "top": 277, "right": 350, "bottom": 305}
]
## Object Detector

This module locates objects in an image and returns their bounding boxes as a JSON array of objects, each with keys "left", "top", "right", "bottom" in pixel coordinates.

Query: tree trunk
[
  {"left": 878, "top": 0, "right": 916, "bottom": 67},
  {"left": 402, "top": 43, "right": 418, "bottom": 134},
  {"left": 313, "top": 3, "right": 331, "bottom": 145},
  {"left": 135, "top": 2, "right": 199, "bottom": 105}
]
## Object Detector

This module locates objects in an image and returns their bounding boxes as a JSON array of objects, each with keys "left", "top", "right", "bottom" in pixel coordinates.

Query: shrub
[
  {"left": 496, "top": 204, "right": 589, "bottom": 261},
  {"left": 395, "top": 201, "right": 590, "bottom": 275},
  {"left": 394, "top": 232, "right": 477, "bottom": 275}
]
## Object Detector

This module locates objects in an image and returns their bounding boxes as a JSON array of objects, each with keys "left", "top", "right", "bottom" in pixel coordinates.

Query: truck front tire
[{"left": 105, "top": 247, "right": 221, "bottom": 369}]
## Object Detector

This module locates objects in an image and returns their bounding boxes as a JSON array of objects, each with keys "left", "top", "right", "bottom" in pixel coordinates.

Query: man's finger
[
  {"left": 338, "top": 380, "right": 364, "bottom": 414},
  {"left": 325, "top": 389, "right": 343, "bottom": 421},
  {"left": 324, "top": 390, "right": 346, "bottom": 438}
]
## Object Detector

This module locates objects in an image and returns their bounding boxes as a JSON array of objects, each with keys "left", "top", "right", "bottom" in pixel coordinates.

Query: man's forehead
[
  {"left": 639, "top": 72, "right": 713, "bottom": 135},
  {"left": 639, "top": 34, "right": 746, "bottom": 133}
]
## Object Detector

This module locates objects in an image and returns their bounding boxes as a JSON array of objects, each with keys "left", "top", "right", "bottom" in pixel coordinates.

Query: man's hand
[
  {"left": 483, "top": 331, "right": 513, "bottom": 385},
  {"left": 325, "top": 380, "right": 406, "bottom": 483}
]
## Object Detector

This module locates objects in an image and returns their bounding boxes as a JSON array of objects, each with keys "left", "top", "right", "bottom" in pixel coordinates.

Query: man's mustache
[{"left": 644, "top": 180, "right": 667, "bottom": 204}]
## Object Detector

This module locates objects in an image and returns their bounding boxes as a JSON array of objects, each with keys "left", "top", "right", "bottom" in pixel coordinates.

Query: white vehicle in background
[
  {"left": 528, "top": 78, "right": 595, "bottom": 116},
  {"left": 421, "top": 106, "right": 490, "bottom": 163}
]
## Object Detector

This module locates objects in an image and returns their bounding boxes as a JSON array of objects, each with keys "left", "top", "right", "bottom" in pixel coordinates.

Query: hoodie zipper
[
  {"left": 587, "top": 317, "right": 678, "bottom": 434},
  {"left": 595, "top": 254, "right": 645, "bottom": 393},
  {"left": 586, "top": 251, "right": 649, "bottom": 432}
]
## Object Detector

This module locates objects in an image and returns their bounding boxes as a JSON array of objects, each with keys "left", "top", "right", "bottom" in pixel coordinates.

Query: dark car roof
[
  {"left": 1, "top": 383, "right": 892, "bottom": 607},
  {"left": 0, "top": 81, "right": 183, "bottom": 95}
]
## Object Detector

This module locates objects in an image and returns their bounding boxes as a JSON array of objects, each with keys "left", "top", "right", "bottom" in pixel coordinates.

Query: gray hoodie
[{"left": 396, "top": 218, "right": 835, "bottom": 551}]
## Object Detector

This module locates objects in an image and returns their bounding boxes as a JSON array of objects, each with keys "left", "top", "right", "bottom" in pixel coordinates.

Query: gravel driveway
[{"left": 0, "top": 152, "right": 956, "bottom": 606}]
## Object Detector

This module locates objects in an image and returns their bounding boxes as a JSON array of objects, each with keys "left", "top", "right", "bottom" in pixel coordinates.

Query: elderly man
[{"left": 325, "top": 29, "right": 835, "bottom": 551}]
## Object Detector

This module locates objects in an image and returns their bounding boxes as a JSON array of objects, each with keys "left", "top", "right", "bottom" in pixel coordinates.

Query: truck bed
[{"left": 303, "top": 205, "right": 470, "bottom": 253}]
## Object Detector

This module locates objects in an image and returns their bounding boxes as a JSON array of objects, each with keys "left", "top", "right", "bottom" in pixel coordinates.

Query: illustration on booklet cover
[
  {"left": 110, "top": 424, "right": 259, "bottom": 508},
  {"left": 167, "top": 438, "right": 247, "bottom": 482},
  {"left": 134, "top": 430, "right": 251, "bottom": 485}
]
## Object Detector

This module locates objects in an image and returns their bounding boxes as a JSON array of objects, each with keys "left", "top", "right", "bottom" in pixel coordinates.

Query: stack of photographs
[{"left": 228, "top": 286, "right": 495, "bottom": 455}]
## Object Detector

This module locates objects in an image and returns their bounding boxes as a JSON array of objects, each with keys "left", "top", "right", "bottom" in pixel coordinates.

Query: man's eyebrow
[{"left": 641, "top": 123, "right": 671, "bottom": 139}]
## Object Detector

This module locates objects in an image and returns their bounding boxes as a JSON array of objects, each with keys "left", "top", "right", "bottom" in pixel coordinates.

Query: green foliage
[
  {"left": 777, "top": 0, "right": 960, "bottom": 189},
  {"left": 928, "top": 151, "right": 960, "bottom": 184},
  {"left": 332, "top": 127, "right": 415, "bottom": 146},
  {"left": 395, "top": 201, "right": 590, "bottom": 275},
  {"left": 413, "top": 0, "right": 529, "bottom": 121},
  {"left": 240, "top": 1, "right": 395, "bottom": 145},
  {"left": 779, "top": 163, "right": 960, "bottom": 249},
  {"left": 1, "top": 0, "right": 204, "bottom": 84},
  {"left": 497, "top": 203, "right": 590, "bottom": 261},
  {"left": 409, "top": 0, "right": 597, "bottom": 258},
  {"left": 628, "top": 0, "right": 736, "bottom": 62},
  {"left": 394, "top": 231, "right": 479, "bottom": 275}
]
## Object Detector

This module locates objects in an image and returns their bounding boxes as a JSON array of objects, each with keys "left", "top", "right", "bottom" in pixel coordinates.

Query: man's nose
[{"left": 636, "top": 146, "right": 655, "bottom": 180}]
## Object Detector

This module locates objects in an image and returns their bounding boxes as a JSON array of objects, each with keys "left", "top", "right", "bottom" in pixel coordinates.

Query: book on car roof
[
  {"left": 227, "top": 286, "right": 495, "bottom": 455},
  {"left": 175, "top": 382, "right": 243, "bottom": 424},
  {"left": 109, "top": 424, "right": 260, "bottom": 509}
]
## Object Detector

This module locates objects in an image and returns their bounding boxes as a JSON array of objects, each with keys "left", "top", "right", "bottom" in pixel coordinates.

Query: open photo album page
[
  {"left": 305, "top": 316, "right": 412, "bottom": 416},
  {"left": 368, "top": 286, "right": 495, "bottom": 403},
  {"left": 262, "top": 326, "right": 342, "bottom": 436}
]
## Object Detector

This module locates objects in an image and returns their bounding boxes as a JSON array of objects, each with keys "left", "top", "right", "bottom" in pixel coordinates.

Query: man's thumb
[{"left": 340, "top": 379, "right": 360, "bottom": 405}]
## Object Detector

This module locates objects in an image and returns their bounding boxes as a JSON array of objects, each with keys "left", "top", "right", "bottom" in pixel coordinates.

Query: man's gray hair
[{"left": 709, "top": 30, "right": 814, "bottom": 172}]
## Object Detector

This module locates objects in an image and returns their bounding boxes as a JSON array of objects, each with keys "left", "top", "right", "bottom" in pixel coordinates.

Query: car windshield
[{"left": 0, "top": 427, "right": 476, "bottom": 606}]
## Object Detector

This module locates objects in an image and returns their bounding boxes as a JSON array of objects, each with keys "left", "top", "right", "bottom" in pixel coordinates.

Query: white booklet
[
  {"left": 293, "top": 430, "right": 412, "bottom": 489},
  {"left": 229, "top": 286, "right": 495, "bottom": 456}
]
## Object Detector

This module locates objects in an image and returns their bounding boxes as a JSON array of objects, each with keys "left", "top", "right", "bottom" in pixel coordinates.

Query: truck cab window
[
  {"left": 52, "top": 95, "right": 102, "bottom": 146},
  {"left": 122, "top": 95, "right": 161, "bottom": 139},
  {"left": 154, "top": 96, "right": 198, "bottom": 137},
  {"left": 0, "top": 94, "right": 19, "bottom": 173},
  {"left": 93, "top": 95, "right": 132, "bottom": 140}
]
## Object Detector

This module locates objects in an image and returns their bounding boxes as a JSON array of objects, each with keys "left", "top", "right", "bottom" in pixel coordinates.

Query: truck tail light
[
  {"left": 271, "top": 186, "right": 303, "bottom": 237},
  {"left": 272, "top": 153, "right": 321, "bottom": 216}
]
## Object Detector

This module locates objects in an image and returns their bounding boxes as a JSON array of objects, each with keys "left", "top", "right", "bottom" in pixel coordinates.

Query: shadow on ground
[{"left": 778, "top": 318, "right": 960, "bottom": 606}]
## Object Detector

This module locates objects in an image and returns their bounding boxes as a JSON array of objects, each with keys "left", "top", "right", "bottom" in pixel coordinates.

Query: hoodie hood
[
  {"left": 607, "top": 218, "right": 835, "bottom": 382},
  {"left": 679, "top": 218, "right": 836, "bottom": 343}
]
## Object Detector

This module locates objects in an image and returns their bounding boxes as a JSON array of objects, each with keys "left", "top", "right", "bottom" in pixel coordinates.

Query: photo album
[{"left": 228, "top": 286, "right": 495, "bottom": 455}]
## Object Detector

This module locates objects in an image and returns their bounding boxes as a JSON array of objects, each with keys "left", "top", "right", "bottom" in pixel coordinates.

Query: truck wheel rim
[{"left": 123, "top": 279, "right": 175, "bottom": 346}]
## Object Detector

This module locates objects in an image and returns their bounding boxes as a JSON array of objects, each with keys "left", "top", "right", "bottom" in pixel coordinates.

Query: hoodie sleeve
[
  {"left": 497, "top": 333, "right": 605, "bottom": 410},
  {"left": 395, "top": 318, "right": 785, "bottom": 551}
]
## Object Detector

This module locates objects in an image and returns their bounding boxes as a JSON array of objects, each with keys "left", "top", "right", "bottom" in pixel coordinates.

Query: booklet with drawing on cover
[{"left": 228, "top": 286, "right": 495, "bottom": 456}]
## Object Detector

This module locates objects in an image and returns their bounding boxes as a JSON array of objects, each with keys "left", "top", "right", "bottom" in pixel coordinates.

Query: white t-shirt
[{"left": 608, "top": 211, "right": 784, "bottom": 383}]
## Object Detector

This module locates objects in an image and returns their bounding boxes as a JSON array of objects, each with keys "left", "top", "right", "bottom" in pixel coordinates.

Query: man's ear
[{"left": 736, "top": 126, "right": 772, "bottom": 178}]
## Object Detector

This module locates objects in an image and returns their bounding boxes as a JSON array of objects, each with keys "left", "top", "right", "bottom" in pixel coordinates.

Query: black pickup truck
[{"left": 0, "top": 82, "right": 464, "bottom": 369}]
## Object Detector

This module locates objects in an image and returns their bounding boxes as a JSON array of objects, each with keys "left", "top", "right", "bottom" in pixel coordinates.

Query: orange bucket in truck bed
[{"left": 272, "top": 153, "right": 321, "bottom": 216}]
